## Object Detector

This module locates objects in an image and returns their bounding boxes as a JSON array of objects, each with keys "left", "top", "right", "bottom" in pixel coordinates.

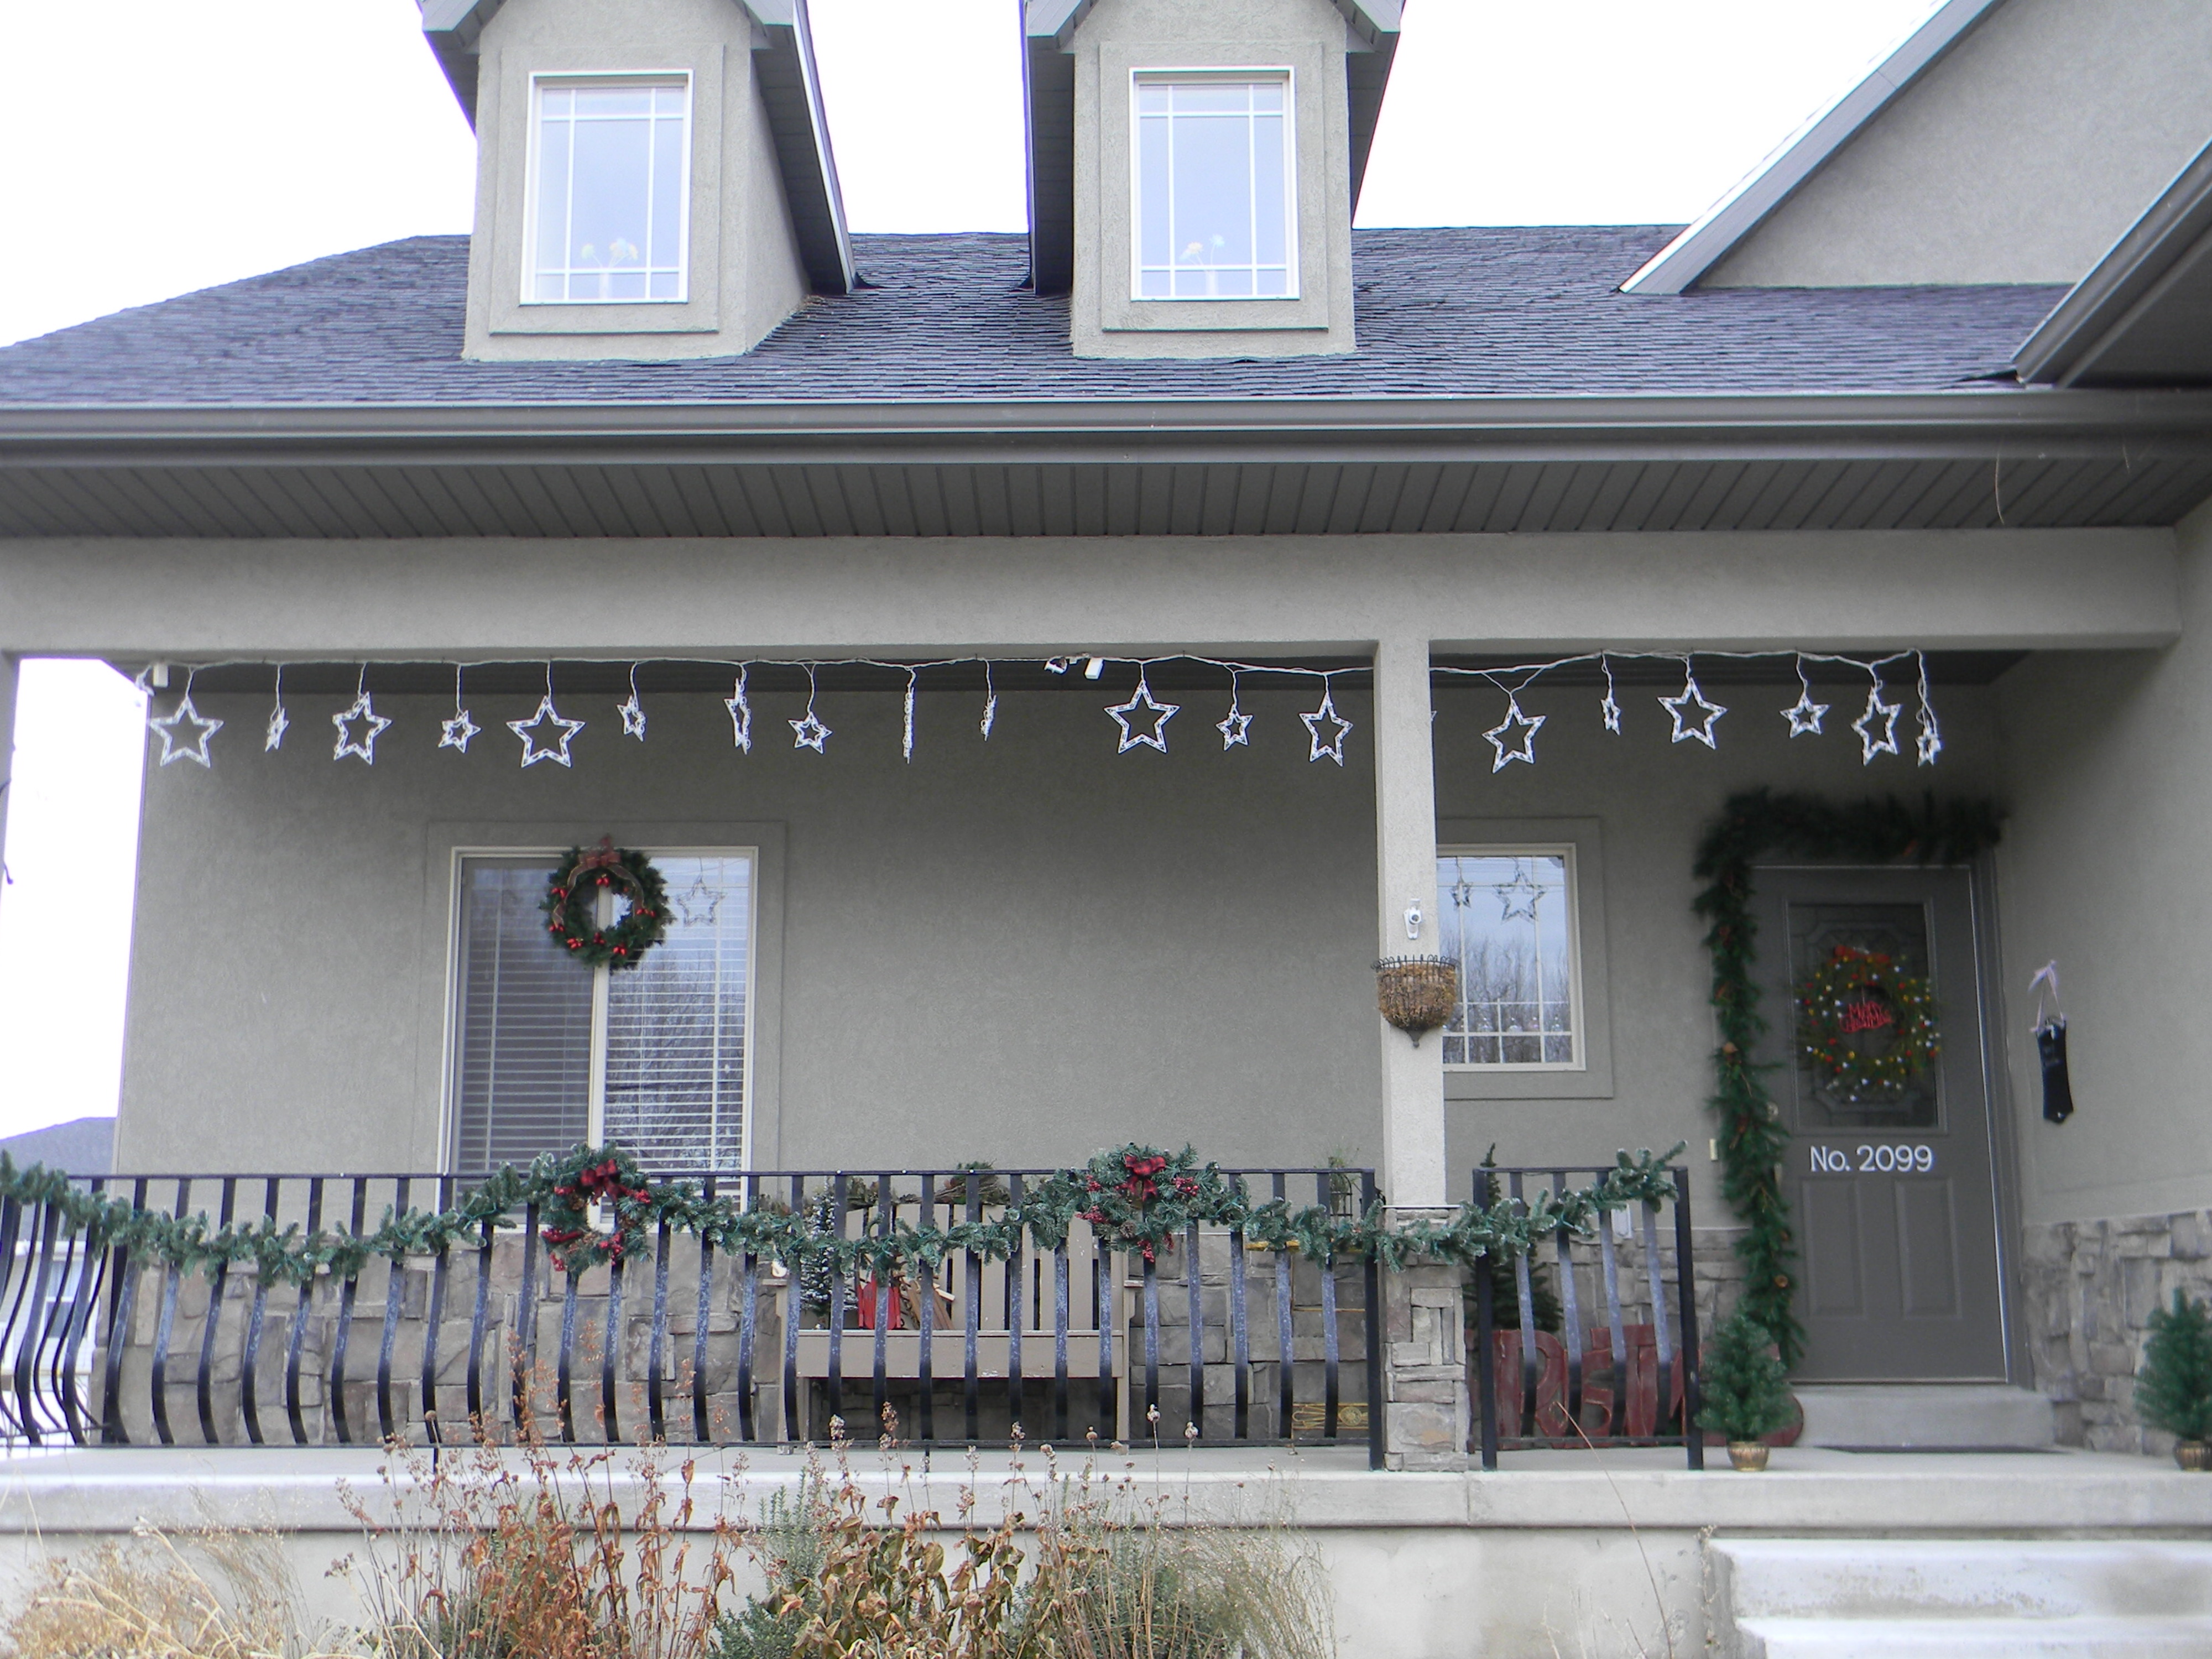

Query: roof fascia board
[
  {"left": 2016, "top": 137, "right": 2212, "bottom": 384},
  {"left": 419, "top": 0, "right": 506, "bottom": 124},
  {"left": 744, "top": 0, "right": 856, "bottom": 294},
  {"left": 1621, "top": 0, "right": 2004, "bottom": 295}
]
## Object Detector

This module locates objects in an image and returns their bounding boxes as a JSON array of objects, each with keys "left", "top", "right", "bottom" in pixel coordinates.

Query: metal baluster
[
  {"left": 1095, "top": 1239, "right": 1115, "bottom": 1440},
  {"left": 648, "top": 1213, "right": 672, "bottom": 1443},
  {"left": 1597, "top": 1196, "right": 1629, "bottom": 1445},
  {"left": 422, "top": 1176, "right": 453, "bottom": 1445},
  {"left": 330, "top": 1178, "right": 368, "bottom": 1446},
  {"left": 150, "top": 1177, "right": 193, "bottom": 1447},
  {"left": 1141, "top": 1249, "right": 1160, "bottom": 1436},
  {"left": 375, "top": 1176, "right": 409, "bottom": 1445},
  {"left": 872, "top": 1176, "right": 893, "bottom": 1435},
  {"left": 1642, "top": 1199, "right": 1672, "bottom": 1451},
  {"left": 1672, "top": 1171, "right": 1704, "bottom": 1470},
  {"left": 917, "top": 1175, "right": 936, "bottom": 1444},
  {"left": 1006, "top": 1173, "right": 1025, "bottom": 1441},
  {"left": 195, "top": 1177, "right": 237, "bottom": 1445},
  {"left": 1273, "top": 1173, "right": 1293, "bottom": 1442},
  {"left": 1052, "top": 1235, "right": 1070, "bottom": 1443},
  {"left": 601, "top": 1250, "right": 624, "bottom": 1446},
  {"left": 557, "top": 1265, "right": 581, "bottom": 1443},
  {"left": 284, "top": 1178, "right": 321, "bottom": 1445},
  {"left": 738, "top": 1212, "right": 761, "bottom": 1446},
  {"left": 1229, "top": 1186, "right": 1250, "bottom": 1443},
  {"left": 1509, "top": 1173, "right": 1538, "bottom": 1437},
  {"left": 56, "top": 1181, "right": 113, "bottom": 1446},
  {"left": 783, "top": 1175, "right": 804, "bottom": 1445},
  {"left": 1475, "top": 1231, "right": 1499, "bottom": 1470},
  {"left": 963, "top": 1171, "right": 982, "bottom": 1445},
  {"left": 695, "top": 1172, "right": 720, "bottom": 1444},
  {"left": 1554, "top": 1170, "right": 1583, "bottom": 1440},
  {"left": 13, "top": 1203, "right": 61, "bottom": 1444},
  {"left": 1185, "top": 1218, "right": 1203, "bottom": 1443},
  {"left": 0, "top": 1194, "right": 28, "bottom": 1440},
  {"left": 1318, "top": 1174, "right": 1339, "bottom": 1442},
  {"left": 101, "top": 1177, "right": 148, "bottom": 1445},
  {"left": 514, "top": 1199, "right": 541, "bottom": 1437},
  {"left": 1363, "top": 1171, "right": 1385, "bottom": 1472},
  {"left": 465, "top": 1215, "right": 493, "bottom": 1431}
]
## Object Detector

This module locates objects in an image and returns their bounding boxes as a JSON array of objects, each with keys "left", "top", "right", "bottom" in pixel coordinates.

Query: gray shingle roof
[{"left": 0, "top": 226, "right": 2063, "bottom": 406}]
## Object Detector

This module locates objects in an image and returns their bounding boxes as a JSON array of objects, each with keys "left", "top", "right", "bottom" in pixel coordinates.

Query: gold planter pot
[
  {"left": 2174, "top": 1439, "right": 2211, "bottom": 1472},
  {"left": 1727, "top": 1441, "right": 1771, "bottom": 1473}
]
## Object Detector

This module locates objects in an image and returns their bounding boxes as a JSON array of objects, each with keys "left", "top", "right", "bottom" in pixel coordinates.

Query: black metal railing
[
  {"left": 0, "top": 1167, "right": 1383, "bottom": 1467},
  {"left": 1468, "top": 1165, "right": 1702, "bottom": 1470}
]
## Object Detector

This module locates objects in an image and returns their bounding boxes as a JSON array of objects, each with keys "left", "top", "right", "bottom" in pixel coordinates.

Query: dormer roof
[
  {"left": 420, "top": 0, "right": 854, "bottom": 295},
  {"left": 1021, "top": 0, "right": 1401, "bottom": 296}
]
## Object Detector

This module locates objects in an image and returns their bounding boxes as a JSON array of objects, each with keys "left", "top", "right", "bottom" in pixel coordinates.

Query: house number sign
[{"left": 1808, "top": 1144, "right": 1936, "bottom": 1175}]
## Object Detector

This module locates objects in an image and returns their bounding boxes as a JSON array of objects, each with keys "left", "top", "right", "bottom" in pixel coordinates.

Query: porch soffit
[{"left": 2, "top": 390, "right": 2211, "bottom": 538}]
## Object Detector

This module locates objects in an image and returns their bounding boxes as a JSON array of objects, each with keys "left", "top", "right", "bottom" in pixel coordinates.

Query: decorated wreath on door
[
  {"left": 542, "top": 837, "right": 670, "bottom": 968},
  {"left": 1795, "top": 943, "right": 1939, "bottom": 1100}
]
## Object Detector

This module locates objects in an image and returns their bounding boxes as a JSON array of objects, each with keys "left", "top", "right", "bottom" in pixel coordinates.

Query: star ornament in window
[
  {"left": 149, "top": 693, "right": 223, "bottom": 768},
  {"left": 1301, "top": 687, "right": 1353, "bottom": 765},
  {"left": 1852, "top": 684, "right": 1902, "bottom": 764},
  {"left": 331, "top": 692, "right": 393, "bottom": 764},
  {"left": 509, "top": 695, "right": 585, "bottom": 768},
  {"left": 674, "top": 873, "right": 720, "bottom": 927},
  {"left": 1494, "top": 865, "right": 1542, "bottom": 921},
  {"left": 1483, "top": 696, "right": 1545, "bottom": 772},
  {"left": 1106, "top": 677, "right": 1178, "bottom": 753},
  {"left": 1659, "top": 672, "right": 1726, "bottom": 749}
]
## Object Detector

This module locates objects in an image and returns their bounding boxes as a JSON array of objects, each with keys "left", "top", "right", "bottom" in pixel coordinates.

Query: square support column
[{"left": 1371, "top": 633, "right": 1446, "bottom": 1207}]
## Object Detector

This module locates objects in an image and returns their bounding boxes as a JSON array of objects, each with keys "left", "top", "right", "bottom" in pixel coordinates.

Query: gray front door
[{"left": 1752, "top": 867, "right": 2007, "bottom": 1381}]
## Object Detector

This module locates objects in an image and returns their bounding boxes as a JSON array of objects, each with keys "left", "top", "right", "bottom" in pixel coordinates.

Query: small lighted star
[
  {"left": 1660, "top": 671, "right": 1726, "bottom": 749},
  {"left": 725, "top": 669, "right": 754, "bottom": 753},
  {"left": 618, "top": 692, "right": 648, "bottom": 740},
  {"left": 1916, "top": 710, "right": 1943, "bottom": 767},
  {"left": 264, "top": 700, "right": 289, "bottom": 753},
  {"left": 331, "top": 692, "right": 393, "bottom": 764},
  {"left": 1301, "top": 688, "right": 1354, "bottom": 765},
  {"left": 790, "top": 711, "right": 832, "bottom": 753},
  {"left": 1600, "top": 690, "right": 1623, "bottom": 734},
  {"left": 439, "top": 709, "right": 481, "bottom": 753},
  {"left": 1106, "top": 677, "right": 1178, "bottom": 754},
  {"left": 1495, "top": 864, "right": 1542, "bottom": 921},
  {"left": 509, "top": 695, "right": 585, "bottom": 768},
  {"left": 1483, "top": 696, "right": 1545, "bottom": 772},
  {"left": 1217, "top": 704, "right": 1253, "bottom": 749},
  {"left": 1852, "top": 684, "right": 1902, "bottom": 764},
  {"left": 1781, "top": 687, "right": 1830, "bottom": 737},
  {"left": 149, "top": 693, "right": 223, "bottom": 768}
]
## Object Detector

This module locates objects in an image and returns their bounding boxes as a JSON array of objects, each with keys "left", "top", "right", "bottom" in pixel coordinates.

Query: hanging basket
[{"left": 1374, "top": 956, "right": 1460, "bottom": 1046}]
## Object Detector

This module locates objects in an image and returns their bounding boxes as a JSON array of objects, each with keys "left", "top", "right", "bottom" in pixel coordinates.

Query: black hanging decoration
[{"left": 2031, "top": 962, "right": 2074, "bottom": 1124}]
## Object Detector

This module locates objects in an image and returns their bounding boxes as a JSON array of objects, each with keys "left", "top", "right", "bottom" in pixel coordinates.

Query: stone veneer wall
[{"left": 2023, "top": 1209, "right": 2212, "bottom": 1452}]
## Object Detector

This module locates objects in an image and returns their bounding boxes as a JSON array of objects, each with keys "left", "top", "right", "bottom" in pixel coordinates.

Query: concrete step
[
  {"left": 1736, "top": 1614, "right": 2212, "bottom": 1657},
  {"left": 1715, "top": 1537, "right": 2212, "bottom": 1620},
  {"left": 1792, "top": 1384, "right": 2056, "bottom": 1449}
]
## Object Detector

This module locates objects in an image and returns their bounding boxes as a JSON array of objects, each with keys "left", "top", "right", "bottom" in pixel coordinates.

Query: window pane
[
  {"left": 603, "top": 855, "right": 752, "bottom": 1171},
  {"left": 575, "top": 86, "right": 652, "bottom": 117},
  {"left": 1131, "top": 76, "right": 1292, "bottom": 302},
  {"left": 651, "top": 114, "right": 685, "bottom": 266},
  {"left": 1437, "top": 854, "right": 1577, "bottom": 1068},
  {"left": 452, "top": 860, "right": 593, "bottom": 1170},
  {"left": 1138, "top": 113, "right": 1171, "bottom": 272},
  {"left": 531, "top": 79, "right": 687, "bottom": 305}
]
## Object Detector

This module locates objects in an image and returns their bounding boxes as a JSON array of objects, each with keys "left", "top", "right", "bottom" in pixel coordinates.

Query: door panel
[{"left": 1753, "top": 867, "right": 2007, "bottom": 1381}]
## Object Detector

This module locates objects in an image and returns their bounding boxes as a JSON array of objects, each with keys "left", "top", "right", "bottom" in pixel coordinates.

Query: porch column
[{"left": 1371, "top": 632, "right": 1447, "bottom": 1206}]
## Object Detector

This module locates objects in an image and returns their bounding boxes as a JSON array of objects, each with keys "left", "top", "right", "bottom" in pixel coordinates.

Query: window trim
[
  {"left": 520, "top": 70, "right": 696, "bottom": 309},
  {"left": 1126, "top": 66, "right": 1301, "bottom": 304},
  {"left": 1436, "top": 818, "right": 1616, "bottom": 1103},
  {"left": 441, "top": 841, "right": 761, "bottom": 1172}
]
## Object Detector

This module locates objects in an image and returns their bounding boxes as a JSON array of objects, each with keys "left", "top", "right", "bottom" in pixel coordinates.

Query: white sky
[{"left": 0, "top": 0, "right": 1941, "bottom": 1137}]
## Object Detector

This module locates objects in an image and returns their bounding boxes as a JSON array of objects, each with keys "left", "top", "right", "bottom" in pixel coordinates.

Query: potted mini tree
[
  {"left": 1697, "top": 1308, "right": 1795, "bottom": 1471},
  {"left": 2136, "top": 1290, "right": 2212, "bottom": 1470}
]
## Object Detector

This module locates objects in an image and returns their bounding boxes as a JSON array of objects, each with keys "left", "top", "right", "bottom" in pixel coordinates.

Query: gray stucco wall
[
  {"left": 1707, "top": 0, "right": 2212, "bottom": 288},
  {"left": 1994, "top": 497, "right": 2212, "bottom": 1225}
]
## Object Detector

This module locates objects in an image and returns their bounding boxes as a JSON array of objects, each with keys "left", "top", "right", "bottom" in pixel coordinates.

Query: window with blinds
[{"left": 450, "top": 851, "right": 753, "bottom": 1173}]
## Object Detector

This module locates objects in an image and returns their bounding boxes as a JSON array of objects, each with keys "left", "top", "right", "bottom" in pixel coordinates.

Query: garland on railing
[
  {"left": 0, "top": 1141, "right": 1686, "bottom": 1286},
  {"left": 1692, "top": 789, "right": 2001, "bottom": 1366}
]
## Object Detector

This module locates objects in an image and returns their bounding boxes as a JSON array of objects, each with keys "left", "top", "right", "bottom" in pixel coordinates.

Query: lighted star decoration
[
  {"left": 979, "top": 662, "right": 998, "bottom": 740},
  {"left": 790, "top": 664, "right": 832, "bottom": 753},
  {"left": 509, "top": 675, "right": 586, "bottom": 768},
  {"left": 901, "top": 668, "right": 918, "bottom": 762},
  {"left": 618, "top": 664, "right": 648, "bottom": 741},
  {"left": 436, "top": 663, "right": 480, "bottom": 754},
  {"left": 264, "top": 665, "right": 290, "bottom": 753},
  {"left": 1301, "top": 682, "right": 1354, "bottom": 766},
  {"left": 1216, "top": 670, "right": 1251, "bottom": 749},
  {"left": 331, "top": 668, "right": 393, "bottom": 764},
  {"left": 1914, "top": 654, "right": 1943, "bottom": 766},
  {"left": 674, "top": 873, "right": 721, "bottom": 927},
  {"left": 1658, "top": 661, "right": 1726, "bottom": 749},
  {"left": 1781, "top": 658, "right": 1829, "bottom": 737},
  {"left": 1106, "top": 673, "right": 1179, "bottom": 754},
  {"left": 1851, "top": 675, "right": 1902, "bottom": 764},
  {"left": 1494, "top": 863, "right": 1542, "bottom": 921},
  {"left": 1599, "top": 656, "right": 1623, "bottom": 735},
  {"left": 149, "top": 674, "right": 223, "bottom": 768},
  {"left": 1483, "top": 691, "right": 1545, "bottom": 773},
  {"left": 725, "top": 666, "right": 754, "bottom": 753}
]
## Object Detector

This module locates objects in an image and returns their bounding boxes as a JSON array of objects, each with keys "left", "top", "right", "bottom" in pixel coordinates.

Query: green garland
[
  {"left": 1796, "top": 944, "right": 1939, "bottom": 1100},
  {"left": 1693, "top": 789, "right": 2001, "bottom": 1365},
  {"left": 0, "top": 1141, "right": 1687, "bottom": 1286}
]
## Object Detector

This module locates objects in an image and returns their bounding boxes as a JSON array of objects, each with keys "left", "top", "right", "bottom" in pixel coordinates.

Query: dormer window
[
  {"left": 1132, "top": 72, "right": 1296, "bottom": 300},
  {"left": 526, "top": 75, "right": 691, "bottom": 304}
]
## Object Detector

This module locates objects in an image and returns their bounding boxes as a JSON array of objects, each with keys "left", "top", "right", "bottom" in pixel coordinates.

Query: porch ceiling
[{"left": 2, "top": 392, "right": 2210, "bottom": 539}]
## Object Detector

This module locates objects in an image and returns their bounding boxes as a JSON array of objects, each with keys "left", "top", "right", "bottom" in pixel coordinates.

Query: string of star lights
[
  {"left": 1435, "top": 649, "right": 1944, "bottom": 771},
  {"left": 131, "top": 649, "right": 1945, "bottom": 775}
]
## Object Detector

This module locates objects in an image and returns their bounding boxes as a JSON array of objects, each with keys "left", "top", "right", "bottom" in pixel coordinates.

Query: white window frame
[
  {"left": 520, "top": 71, "right": 695, "bottom": 307},
  {"left": 1437, "top": 843, "right": 1585, "bottom": 1073},
  {"left": 1128, "top": 67, "right": 1300, "bottom": 303},
  {"left": 443, "top": 844, "right": 758, "bottom": 1169}
]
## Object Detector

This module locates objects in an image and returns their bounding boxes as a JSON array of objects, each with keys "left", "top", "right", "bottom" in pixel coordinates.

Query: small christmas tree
[
  {"left": 1696, "top": 1308, "right": 1794, "bottom": 1442},
  {"left": 2136, "top": 1290, "right": 2212, "bottom": 1444}
]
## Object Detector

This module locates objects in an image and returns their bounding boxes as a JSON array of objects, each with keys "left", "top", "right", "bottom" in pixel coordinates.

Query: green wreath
[
  {"left": 1796, "top": 943, "right": 1939, "bottom": 1100},
  {"left": 542, "top": 838, "right": 669, "bottom": 969}
]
